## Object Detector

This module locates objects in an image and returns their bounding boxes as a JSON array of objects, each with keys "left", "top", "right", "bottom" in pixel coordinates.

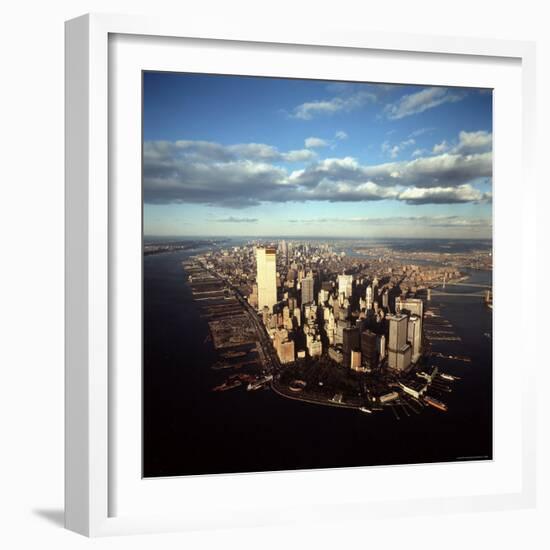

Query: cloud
[
  {"left": 290, "top": 150, "right": 492, "bottom": 189},
  {"left": 335, "top": 130, "right": 348, "bottom": 140},
  {"left": 291, "top": 90, "right": 376, "bottom": 120},
  {"left": 408, "top": 127, "right": 434, "bottom": 138},
  {"left": 397, "top": 184, "right": 489, "bottom": 205},
  {"left": 384, "top": 87, "right": 465, "bottom": 120},
  {"left": 426, "top": 130, "right": 492, "bottom": 157},
  {"left": 382, "top": 138, "right": 415, "bottom": 158},
  {"left": 144, "top": 141, "right": 290, "bottom": 207},
  {"left": 152, "top": 140, "right": 316, "bottom": 165},
  {"left": 282, "top": 149, "right": 317, "bottom": 162},
  {"left": 144, "top": 131, "right": 492, "bottom": 207},
  {"left": 453, "top": 130, "right": 492, "bottom": 154},
  {"left": 289, "top": 180, "right": 399, "bottom": 203},
  {"left": 305, "top": 137, "right": 329, "bottom": 148},
  {"left": 432, "top": 140, "right": 449, "bottom": 154},
  {"left": 215, "top": 216, "right": 258, "bottom": 223},
  {"left": 411, "top": 149, "right": 426, "bottom": 157},
  {"left": 229, "top": 142, "right": 318, "bottom": 163},
  {"left": 288, "top": 215, "right": 491, "bottom": 228}
]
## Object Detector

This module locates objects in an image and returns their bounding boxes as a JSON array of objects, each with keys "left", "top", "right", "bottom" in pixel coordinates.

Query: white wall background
[{"left": 0, "top": 1, "right": 547, "bottom": 548}]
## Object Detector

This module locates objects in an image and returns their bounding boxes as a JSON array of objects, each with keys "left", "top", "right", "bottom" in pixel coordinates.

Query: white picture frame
[{"left": 65, "top": 12, "right": 537, "bottom": 537}]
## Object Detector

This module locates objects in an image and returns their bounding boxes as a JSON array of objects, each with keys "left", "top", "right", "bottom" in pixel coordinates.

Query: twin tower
[{"left": 256, "top": 247, "right": 277, "bottom": 312}]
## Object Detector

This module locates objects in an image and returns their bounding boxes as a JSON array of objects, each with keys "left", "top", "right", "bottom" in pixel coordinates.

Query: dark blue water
[{"left": 143, "top": 246, "right": 492, "bottom": 477}]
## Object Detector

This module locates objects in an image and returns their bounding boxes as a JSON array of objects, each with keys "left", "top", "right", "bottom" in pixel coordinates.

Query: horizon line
[{"left": 143, "top": 234, "right": 493, "bottom": 241}]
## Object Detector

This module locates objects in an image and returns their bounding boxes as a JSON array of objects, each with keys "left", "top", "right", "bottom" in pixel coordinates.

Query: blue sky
[{"left": 143, "top": 72, "right": 492, "bottom": 238}]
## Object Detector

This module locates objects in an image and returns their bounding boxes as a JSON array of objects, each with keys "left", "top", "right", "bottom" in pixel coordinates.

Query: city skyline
[{"left": 143, "top": 73, "right": 493, "bottom": 239}]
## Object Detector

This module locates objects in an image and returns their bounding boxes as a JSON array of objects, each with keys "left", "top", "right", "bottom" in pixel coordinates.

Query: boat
[
  {"left": 359, "top": 407, "right": 372, "bottom": 414},
  {"left": 212, "top": 380, "right": 242, "bottom": 392},
  {"left": 246, "top": 375, "right": 273, "bottom": 391},
  {"left": 440, "top": 373, "right": 460, "bottom": 381},
  {"left": 424, "top": 395, "right": 448, "bottom": 412}
]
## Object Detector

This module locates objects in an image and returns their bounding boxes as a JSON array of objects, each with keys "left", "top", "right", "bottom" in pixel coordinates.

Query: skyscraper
[
  {"left": 338, "top": 274, "right": 353, "bottom": 298},
  {"left": 388, "top": 313, "right": 408, "bottom": 350},
  {"left": 382, "top": 289, "right": 389, "bottom": 309},
  {"left": 378, "top": 334, "right": 386, "bottom": 361},
  {"left": 361, "top": 330, "right": 378, "bottom": 370},
  {"left": 256, "top": 247, "right": 277, "bottom": 312},
  {"left": 301, "top": 276, "right": 314, "bottom": 305},
  {"left": 401, "top": 298, "right": 424, "bottom": 355},
  {"left": 343, "top": 326, "right": 360, "bottom": 368},
  {"left": 407, "top": 315, "right": 422, "bottom": 363},
  {"left": 366, "top": 285, "right": 373, "bottom": 310},
  {"left": 387, "top": 313, "right": 411, "bottom": 372}
]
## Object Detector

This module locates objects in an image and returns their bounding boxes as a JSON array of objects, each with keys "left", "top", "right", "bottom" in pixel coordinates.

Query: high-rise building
[
  {"left": 248, "top": 283, "right": 258, "bottom": 309},
  {"left": 395, "top": 296, "right": 402, "bottom": 314},
  {"left": 378, "top": 334, "right": 386, "bottom": 361},
  {"left": 256, "top": 247, "right": 277, "bottom": 312},
  {"left": 407, "top": 315, "right": 422, "bottom": 363},
  {"left": 274, "top": 328, "right": 295, "bottom": 364},
  {"left": 387, "top": 313, "right": 408, "bottom": 350},
  {"left": 401, "top": 298, "right": 424, "bottom": 355},
  {"left": 293, "top": 307, "right": 301, "bottom": 327},
  {"left": 394, "top": 344, "right": 412, "bottom": 371},
  {"left": 335, "top": 318, "right": 350, "bottom": 346},
  {"left": 401, "top": 298, "right": 423, "bottom": 318},
  {"left": 343, "top": 327, "right": 360, "bottom": 367},
  {"left": 350, "top": 350, "right": 362, "bottom": 371},
  {"left": 318, "top": 288, "right": 329, "bottom": 304},
  {"left": 301, "top": 276, "right": 314, "bottom": 305},
  {"left": 282, "top": 305, "right": 293, "bottom": 330},
  {"left": 337, "top": 274, "right": 353, "bottom": 298},
  {"left": 279, "top": 240, "right": 288, "bottom": 265},
  {"left": 361, "top": 330, "right": 378, "bottom": 370},
  {"left": 306, "top": 332, "right": 322, "bottom": 357},
  {"left": 279, "top": 340, "right": 295, "bottom": 364},
  {"left": 328, "top": 346, "right": 344, "bottom": 364},
  {"left": 382, "top": 289, "right": 389, "bottom": 309},
  {"left": 366, "top": 285, "right": 373, "bottom": 310},
  {"left": 387, "top": 313, "right": 411, "bottom": 372}
]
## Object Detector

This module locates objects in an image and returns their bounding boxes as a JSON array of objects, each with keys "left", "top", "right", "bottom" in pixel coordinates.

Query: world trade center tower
[{"left": 256, "top": 247, "right": 277, "bottom": 312}]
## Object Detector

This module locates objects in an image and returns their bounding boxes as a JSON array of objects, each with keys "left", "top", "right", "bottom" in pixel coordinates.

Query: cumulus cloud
[
  {"left": 432, "top": 140, "right": 449, "bottom": 154},
  {"left": 291, "top": 90, "right": 376, "bottom": 120},
  {"left": 453, "top": 130, "right": 492, "bottom": 154},
  {"left": 283, "top": 149, "right": 317, "bottom": 162},
  {"left": 384, "top": 87, "right": 465, "bottom": 120},
  {"left": 425, "top": 130, "right": 492, "bottom": 157},
  {"left": 144, "top": 131, "right": 492, "bottom": 207},
  {"left": 305, "top": 137, "right": 329, "bottom": 148},
  {"left": 290, "top": 151, "right": 492, "bottom": 189},
  {"left": 144, "top": 141, "right": 290, "bottom": 207},
  {"left": 335, "top": 130, "right": 348, "bottom": 140},
  {"left": 397, "top": 184, "right": 489, "bottom": 205},
  {"left": 289, "top": 180, "right": 399, "bottom": 203}
]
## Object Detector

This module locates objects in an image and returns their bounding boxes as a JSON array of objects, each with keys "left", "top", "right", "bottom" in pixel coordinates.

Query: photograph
[{"left": 142, "top": 72, "right": 493, "bottom": 478}]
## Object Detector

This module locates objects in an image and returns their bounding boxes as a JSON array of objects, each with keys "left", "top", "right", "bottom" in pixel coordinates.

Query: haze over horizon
[{"left": 143, "top": 73, "right": 493, "bottom": 239}]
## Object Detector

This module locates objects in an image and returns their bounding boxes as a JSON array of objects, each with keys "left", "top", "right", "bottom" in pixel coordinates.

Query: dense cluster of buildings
[{"left": 252, "top": 243, "right": 425, "bottom": 375}]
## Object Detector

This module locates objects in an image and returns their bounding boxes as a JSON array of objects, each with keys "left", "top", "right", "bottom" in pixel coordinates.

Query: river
[{"left": 143, "top": 246, "right": 492, "bottom": 477}]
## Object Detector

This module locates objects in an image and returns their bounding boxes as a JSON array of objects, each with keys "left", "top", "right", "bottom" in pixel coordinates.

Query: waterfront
[{"left": 143, "top": 241, "right": 492, "bottom": 478}]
